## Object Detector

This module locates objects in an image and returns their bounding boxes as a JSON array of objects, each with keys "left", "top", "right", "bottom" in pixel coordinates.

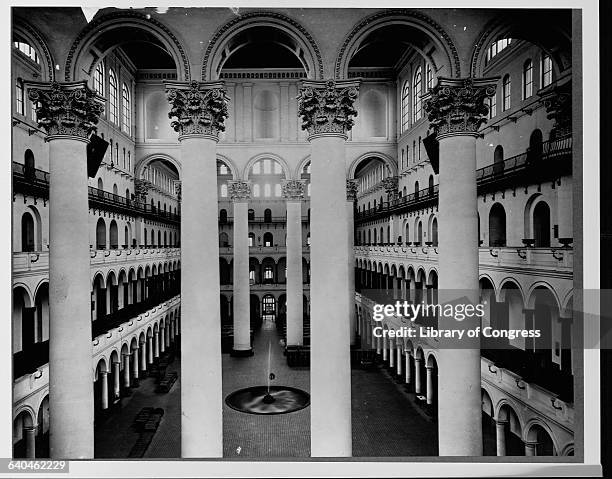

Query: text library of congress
[{"left": 11, "top": 6, "right": 581, "bottom": 460}]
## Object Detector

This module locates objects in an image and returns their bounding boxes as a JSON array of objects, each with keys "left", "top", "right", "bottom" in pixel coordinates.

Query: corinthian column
[
  {"left": 282, "top": 179, "right": 306, "bottom": 347},
  {"left": 346, "top": 179, "right": 358, "bottom": 346},
  {"left": 298, "top": 79, "right": 360, "bottom": 457},
  {"left": 166, "top": 80, "right": 229, "bottom": 458},
  {"left": 228, "top": 180, "right": 253, "bottom": 356},
  {"left": 26, "top": 81, "right": 104, "bottom": 459},
  {"left": 423, "top": 77, "right": 498, "bottom": 456}
]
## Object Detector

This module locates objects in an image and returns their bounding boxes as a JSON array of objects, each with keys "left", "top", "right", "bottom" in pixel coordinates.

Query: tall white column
[
  {"left": 100, "top": 371, "right": 109, "bottom": 410},
  {"left": 228, "top": 180, "right": 253, "bottom": 356},
  {"left": 426, "top": 365, "right": 434, "bottom": 405},
  {"left": 495, "top": 420, "right": 507, "bottom": 456},
  {"left": 26, "top": 81, "right": 104, "bottom": 459},
  {"left": 414, "top": 357, "right": 422, "bottom": 394},
  {"left": 24, "top": 426, "right": 36, "bottom": 459},
  {"left": 166, "top": 80, "right": 228, "bottom": 457},
  {"left": 131, "top": 347, "right": 139, "bottom": 381},
  {"left": 347, "top": 180, "right": 358, "bottom": 346},
  {"left": 283, "top": 179, "right": 306, "bottom": 346},
  {"left": 396, "top": 346, "right": 402, "bottom": 376},
  {"left": 123, "top": 353, "right": 130, "bottom": 388},
  {"left": 112, "top": 361, "right": 120, "bottom": 399},
  {"left": 298, "top": 79, "right": 360, "bottom": 457},
  {"left": 405, "top": 351, "right": 411, "bottom": 384},
  {"left": 423, "top": 76, "right": 497, "bottom": 456},
  {"left": 154, "top": 331, "right": 160, "bottom": 359},
  {"left": 140, "top": 341, "right": 147, "bottom": 373}
]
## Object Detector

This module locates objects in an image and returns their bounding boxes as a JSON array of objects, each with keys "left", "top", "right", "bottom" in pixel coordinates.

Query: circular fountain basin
[{"left": 225, "top": 386, "right": 310, "bottom": 415}]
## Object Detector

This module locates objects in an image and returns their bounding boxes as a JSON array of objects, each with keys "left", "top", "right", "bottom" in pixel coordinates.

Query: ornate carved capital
[
  {"left": 25, "top": 81, "right": 105, "bottom": 140},
  {"left": 346, "top": 179, "right": 359, "bottom": 202},
  {"left": 134, "top": 178, "right": 152, "bottom": 202},
  {"left": 227, "top": 180, "right": 251, "bottom": 201},
  {"left": 382, "top": 176, "right": 399, "bottom": 197},
  {"left": 538, "top": 80, "right": 571, "bottom": 138},
  {"left": 165, "top": 80, "right": 229, "bottom": 139},
  {"left": 422, "top": 77, "right": 498, "bottom": 138},
  {"left": 297, "top": 79, "right": 360, "bottom": 139},
  {"left": 281, "top": 179, "right": 306, "bottom": 201},
  {"left": 173, "top": 180, "right": 182, "bottom": 201}
]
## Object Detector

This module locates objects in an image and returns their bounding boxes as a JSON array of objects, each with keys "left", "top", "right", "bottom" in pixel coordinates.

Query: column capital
[
  {"left": 25, "top": 80, "right": 105, "bottom": 141},
  {"left": 381, "top": 176, "right": 398, "bottom": 197},
  {"left": 282, "top": 179, "right": 307, "bottom": 201},
  {"left": 346, "top": 179, "right": 359, "bottom": 202},
  {"left": 227, "top": 180, "right": 252, "bottom": 201},
  {"left": 134, "top": 178, "right": 152, "bottom": 202},
  {"left": 297, "top": 79, "right": 360, "bottom": 140},
  {"left": 538, "top": 79, "right": 571, "bottom": 137},
  {"left": 423, "top": 77, "right": 499, "bottom": 139},
  {"left": 99, "top": 370, "right": 108, "bottom": 377},
  {"left": 165, "top": 80, "right": 229, "bottom": 141}
]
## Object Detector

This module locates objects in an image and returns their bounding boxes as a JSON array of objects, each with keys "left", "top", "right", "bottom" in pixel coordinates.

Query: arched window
[
  {"left": 502, "top": 74, "right": 511, "bottom": 111},
  {"left": 15, "top": 79, "right": 24, "bottom": 115},
  {"left": 144, "top": 228, "right": 148, "bottom": 247},
  {"left": 487, "top": 93, "right": 497, "bottom": 119},
  {"left": 248, "top": 233, "right": 255, "bottom": 247},
  {"left": 253, "top": 184, "right": 260, "bottom": 197},
  {"left": 109, "top": 220, "right": 118, "bottom": 249},
  {"left": 21, "top": 212, "right": 35, "bottom": 252},
  {"left": 493, "top": 145, "right": 504, "bottom": 174},
  {"left": 164, "top": 231, "right": 167, "bottom": 247},
  {"left": 263, "top": 232, "right": 273, "bottom": 247},
  {"left": 112, "top": 183, "right": 118, "bottom": 196},
  {"left": 248, "top": 209, "right": 255, "bottom": 221},
  {"left": 533, "top": 202, "right": 551, "bottom": 247},
  {"left": 94, "top": 62, "right": 105, "bottom": 96},
  {"left": 108, "top": 69, "right": 118, "bottom": 124},
  {"left": 96, "top": 218, "right": 106, "bottom": 249},
  {"left": 124, "top": 225, "right": 129, "bottom": 247},
  {"left": 541, "top": 54, "right": 553, "bottom": 87},
  {"left": 264, "top": 209, "right": 272, "bottom": 223},
  {"left": 24, "top": 149, "right": 35, "bottom": 178},
  {"left": 121, "top": 83, "right": 131, "bottom": 134},
  {"left": 417, "top": 221, "right": 423, "bottom": 244},
  {"left": 425, "top": 63, "right": 434, "bottom": 90},
  {"left": 528, "top": 129, "right": 544, "bottom": 162},
  {"left": 428, "top": 175, "right": 434, "bottom": 195},
  {"left": 157, "top": 230, "right": 161, "bottom": 246},
  {"left": 219, "top": 209, "right": 228, "bottom": 224},
  {"left": 414, "top": 181, "right": 420, "bottom": 199},
  {"left": 431, "top": 218, "right": 438, "bottom": 246},
  {"left": 522, "top": 59, "right": 533, "bottom": 99},
  {"left": 413, "top": 67, "right": 422, "bottom": 122},
  {"left": 489, "top": 203, "right": 507, "bottom": 247},
  {"left": 405, "top": 223, "right": 409, "bottom": 243},
  {"left": 401, "top": 81, "right": 410, "bottom": 132},
  {"left": 264, "top": 183, "right": 271, "bottom": 197},
  {"left": 150, "top": 229, "right": 155, "bottom": 246}
]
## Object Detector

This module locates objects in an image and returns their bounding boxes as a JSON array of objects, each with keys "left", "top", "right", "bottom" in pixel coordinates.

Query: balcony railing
[
  {"left": 219, "top": 216, "right": 309, "bottom": 224},
  {"left": 12, "top": 163, "right": 181, "bottom": 225},
  {"left": 355, "top": 135, "right": 572, "bottom": 224}
]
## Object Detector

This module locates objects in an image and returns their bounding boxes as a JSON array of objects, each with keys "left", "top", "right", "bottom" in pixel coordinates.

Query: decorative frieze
[
  {"left": 165, "top": 80, "right": 229, "bottom": 138},
  {"left": 346, "top": 179, "right": 359, "bottom": 202},
  {"left": 227, "top": 180, "right": 251, "bottom": 201},
  {"left": 281, "top": 179, "right": 307, "bottom": 201},
  {"left": 297, "top": 79, "right": 360, "bottom": 138},
  {"left": 422, "top": 77, "right": 498, "bottom": 138},
  {"left": 25, "top": 81, "right": 105, "bottom": 140}
]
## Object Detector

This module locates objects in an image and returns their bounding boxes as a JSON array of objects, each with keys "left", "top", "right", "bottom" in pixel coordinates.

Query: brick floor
[{"left": 94, "top": 319, "right": 443, "bottom": 458}]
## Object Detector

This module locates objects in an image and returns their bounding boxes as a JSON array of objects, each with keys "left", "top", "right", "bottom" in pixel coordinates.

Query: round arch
[
  {"left": 216, "top": 154, "right": 239, "bottom": 180},
  {"left": 202, "top": 11, "right": 324, "bottom": 81},
  {"left": 470, "top": 11, "right": 571, "bottom": 78},
  {"left": 243, "top": 153, "right": 291, "bottom": 180},
  {"left": 335, "top": 9, "right": 461, "bottom": 79},
  {"left": 135, "top": 153, "right": 182, "bottom": 180},
  {"left": 13, "top": 18, "right": 55, "bottom": 81},
  {"left": 347, "top": 151, "right": 397, "bottom": 180},
  {"left": 64, "top": 11, "right": 190, "bottom": 82}
]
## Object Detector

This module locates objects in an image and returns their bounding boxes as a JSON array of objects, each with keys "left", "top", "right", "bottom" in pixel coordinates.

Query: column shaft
[
  {"left": 496, "top": 421, "right": 507, "bottom": 456},
  {"left": 286, "top": 200, "right": 304, "bottom": 346},
  {"left": 100, "top": 372, "right": 109, "bottom": 410},
  {"left": 48, "top": 138, "right": 93, "bottom": 458},
  {"left": 232, "top": 199, "right": 252, "bottom": 354},
  {"left": 24, "top": 427, "right": 36, "bottom": 459},
  {"left": 310, "top": 135, "right": 352, "bottom": 457},
  {"left": 123, "top": 354, "right": 130, "bottom": 388},
  {"left": 112, "top": 362, "right": 120, "bottom": 399}
]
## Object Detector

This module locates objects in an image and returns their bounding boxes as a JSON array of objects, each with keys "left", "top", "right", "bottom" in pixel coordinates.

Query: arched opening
[
  {"left": 109, "top": 220, "right": 118, "bottom": 249},
  {"left": 262, "top": 294, "right": 276, "bottom": 324},
  {"left": 21, "top": 212, "right": 35, "bottom": 252},
  {"left": 489, "top": 203, "right": 507, "bottom": 247},
  {"left": 24, "top": 149, "right": 35, "bottom": 178},
  {"left": 493, "top": 145, "right": 504, "bottom": 175},
  {"left": 219, "top": 209, "right": 228, "bottom": 224},
  {"left": 264, "top": 208, "right": 272, "bottom": 223},
  {"left": 431, "top": 218, "right": 438, "bottom": 246},
  {"left": 528, "top": 129, "right": 544, "bottom": 162},
  {"left": 263, "top": 232, "right": 273, "bottom": 247},
  {"left": 533, "top": 201, "right": 551, "bottom": 247},
  {"left": 96, "top": 218, "right": 106, "bottom": 249},
  {"left": 497, "top": 404, "right": 525, "bottom": 456},
  {"left": 219, "top": 232, "right": 229, "bottom": 247},
  {"left": 525, "top": 424, "right": 556, "bottom": 456}
]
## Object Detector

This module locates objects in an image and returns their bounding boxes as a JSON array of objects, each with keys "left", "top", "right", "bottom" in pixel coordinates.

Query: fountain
[{"left": 225, "top": 341, "right": 310, "bottom": 415}]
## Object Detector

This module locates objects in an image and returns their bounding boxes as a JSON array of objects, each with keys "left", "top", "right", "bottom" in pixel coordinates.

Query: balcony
[
  {"left": 219, "top": 216, "right": 309, "bottom": 225},
  {"left": 355, "top": 135, "right": 572, "bottom": 225},
  {"left": 12, "top": 163, "right": 180, "bottom": 225}
]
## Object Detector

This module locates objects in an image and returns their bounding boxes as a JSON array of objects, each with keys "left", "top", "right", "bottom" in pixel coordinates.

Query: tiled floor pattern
[{"left": 94, "top": 321, "right": 441, "bottom": 458}]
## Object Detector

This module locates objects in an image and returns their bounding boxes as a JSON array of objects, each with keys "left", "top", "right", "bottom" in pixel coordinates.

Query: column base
[{"left": 230, "top": 348, "right": 254, "bottom": 357}]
